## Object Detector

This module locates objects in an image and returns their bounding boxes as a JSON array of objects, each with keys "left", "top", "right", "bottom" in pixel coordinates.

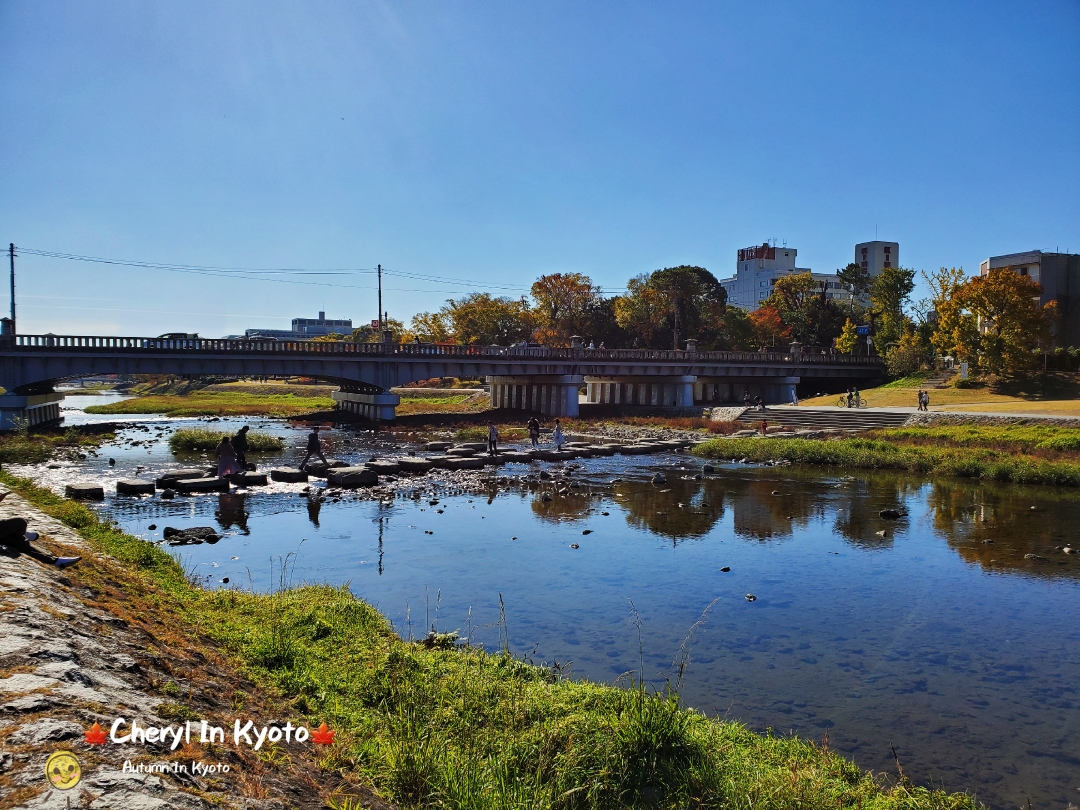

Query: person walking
[
  {"left": 853, "top": 386, "right": 861, "bottom": 408},
  {"left": 552, "top": 419, "right": 565, "bottom": 450},
  {"left": 487, "top": 421, "right": 499, "bottom": 456},
  {"left": 232, "top": 425, "right": 250, "bottom": 470},
  {"left": 743, "top": 390, "right": 751, "bottom": 408},
  {"left": 789, "top": 386, "right": 799, "bottom": 406},
  {"left": 527, "top": 416, "right": 540, "bottom": 448},
  {"left": 216, "top": 436, "right": 241, "bottom": 478},
  {"left": 299, "top": 425, "right": 329, "bottom": 471},
  {"left": 759, "top": 419, "right": 768, "bottom": 436}
]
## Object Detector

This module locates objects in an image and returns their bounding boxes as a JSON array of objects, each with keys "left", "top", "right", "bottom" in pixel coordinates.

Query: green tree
[
  {"left": 885, "top": 324, "right": 929, "bottom": 378},
  {"left": 407, "top": 312, "right": 451, "bottom": 343},
  {"left": 836, "top": 262, "right": 871, "bottom": 312},
  {"left": 955, "top": 268, "right": 1058, "bottom": 373},
  {"left": 836, "top": 318, "right": 859, "bottom": 354},
  {"left": 347, "top": 317, "right": 407, "bottom": 343},
  {"left": 764, "top": 272, "right": 846, "bottom": 346},
  {"left": 440, "top": 293, "right": 533, "bottom": 345},
  {"left": 869, "top": 266, "right": 916, "bottom": 353},
  {"left": 614, "top": 267, "right": 726, "bottom": 349}
]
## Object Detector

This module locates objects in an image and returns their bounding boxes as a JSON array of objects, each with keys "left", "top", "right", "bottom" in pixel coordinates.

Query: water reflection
[
  {"left": 215, "top": 493, "right": 250, "bottom": 535},
  {"left": 307, "top": 496, "right": 322, "bottom": 528}
]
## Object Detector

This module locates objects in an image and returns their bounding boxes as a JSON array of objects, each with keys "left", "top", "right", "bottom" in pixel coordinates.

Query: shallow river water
[{"left": 25, "top": 393, "right": 1080, "bottom": 808}]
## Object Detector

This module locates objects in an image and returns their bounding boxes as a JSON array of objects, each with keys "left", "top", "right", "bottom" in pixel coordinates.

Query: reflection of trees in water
[
  {"left": 215, "top": 493, "right": 249, "bottom": 534},
  {"left": 929, "top": 481, "right": 1080, "bottom": 580},
  {"left": 530, "top": 488, "right": 595, "bottom": 523},
  {"left": 618, "top": 478, "right": 724, "bottom": 541},
  {"left": 830, "top": 479, "right": 907, "bottom": 550}
]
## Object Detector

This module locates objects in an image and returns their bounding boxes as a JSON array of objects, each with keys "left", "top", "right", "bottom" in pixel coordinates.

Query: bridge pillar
[
  {"left": 0, "top": 392, "right": 64, "bottom": 431},
  {"left": 584, "top": 376, "right": 698, "bottom": 410},
  {"left": 488, "top": 375, "right": 582, "bottom": 417},
  {"left": 331, "top": 390, "right": 401, "bottom": 421}
]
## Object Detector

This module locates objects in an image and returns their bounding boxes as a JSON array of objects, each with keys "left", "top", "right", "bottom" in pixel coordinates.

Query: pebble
[
  {"left": 582, "top": 529, "right": 592, "bottom": 535},
  {"left": 570, "top": 543, "right": 579, "bottom": 549},
  {"left": 1064, "top": 547, "right": 1075, "bottom": 554},
  {"left": 220, "top": 577, "right": 229, "bottom": 584},
  {"left": 879, "top": 509, "right": 903, "bottom": 520},
  {"left": 771, "top": 490, "right": 781, "bottom": 496},
  {"left": 875, "top": 530, "right": 887, "bottom": 537},
  {"left": 982, "top": 539, "right": 994, "bottom": 544},
  {"left": 720, "top": 566, "right": 730, "bottom": 572},
  {"left": 147, "top": 524, "right": 156, "bottom": 530},
  {"left": 745, "top": 593, "right": 756, "bottom": 602},
  {"left": 601, "top": 511, "right": 610, "bottom": 516},
  {"left": 652, "top": 474, "right": 667, "bottom": 485}
]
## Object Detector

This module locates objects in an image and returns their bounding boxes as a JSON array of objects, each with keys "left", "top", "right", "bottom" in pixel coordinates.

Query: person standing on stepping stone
[
  {"left": 300, "top": 425, "right": 329, "bottom": 471},
  {"left": 216, "top": 436, "right": 241, "bottom": 478},
  {"left": 232, "top": 425, "right": 250, "bottom": 470},
  {"left": 487, "top": 422, "right": 499, "bottom": 456},
  {"left": 527, "top": 417, "right": 540, "bottom": 448}
]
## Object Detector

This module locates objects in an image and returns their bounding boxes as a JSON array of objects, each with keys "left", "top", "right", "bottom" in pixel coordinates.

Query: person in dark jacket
[
  {"left": 232, "top": 425, "right": 250, "bottom": 470},
  {"left": 0, "top": 509, "right": 80, "bottom": 569},
  {"left": 300, "top": 425, "right": 329, "bottom": 471}
]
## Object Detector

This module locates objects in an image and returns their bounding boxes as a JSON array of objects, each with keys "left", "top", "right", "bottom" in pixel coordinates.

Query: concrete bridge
[{"left": 0, "top": 334, "right": 885, "bottom": 428}]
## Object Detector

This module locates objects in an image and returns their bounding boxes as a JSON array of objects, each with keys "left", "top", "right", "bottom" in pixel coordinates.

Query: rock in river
[
  {"left": 879, "top": 509, "right": 904, "bottom": 520},
  {"left": 65, "top": 484, "right": 104, "bottom": 500},
  {"left": 163, "top": 526, "right": 221, "bottom": 545}
]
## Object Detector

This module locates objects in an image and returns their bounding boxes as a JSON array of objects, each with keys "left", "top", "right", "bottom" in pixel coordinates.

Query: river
[{"left": 19, "top": 391, "right": 1080, "bottom": 808}]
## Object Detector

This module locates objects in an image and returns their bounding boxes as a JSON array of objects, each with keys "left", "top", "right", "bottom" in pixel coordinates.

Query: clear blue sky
[{"left": 1, "top": 1, "right": 1077, "bottom": 337}]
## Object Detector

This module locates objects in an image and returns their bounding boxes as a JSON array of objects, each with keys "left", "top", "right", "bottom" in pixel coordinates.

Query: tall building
[
  {"left": 244, "top": 311, "right": 354, "bottom": 340},
  {"left": 854, "top": 241, "right": 899, "bottom": 277},
  {"left": 719, "top": 242, "right": 849, "bottom": 312},
  {"left": 979, "top": 250, "right": 1080, "bottom": 347}
]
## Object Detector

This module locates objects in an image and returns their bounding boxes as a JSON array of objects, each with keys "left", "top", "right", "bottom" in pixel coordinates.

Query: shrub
[{"left": 169, "top": 428, "right": 285, "bottom": 452}]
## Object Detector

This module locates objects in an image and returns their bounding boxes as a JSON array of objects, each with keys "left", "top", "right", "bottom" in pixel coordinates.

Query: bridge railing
[{"left": 10, "top": 335, "right": 884, "bottom": 365}]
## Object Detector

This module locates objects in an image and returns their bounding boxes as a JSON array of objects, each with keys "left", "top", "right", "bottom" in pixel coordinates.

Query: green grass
[
  {"left": 694, "top": 434, "right": 1080, "bottom": 486},
  {"left": 168, "top": 427, "right": 285, "bottom": 452},
  {"left": 400, "top": 393, "right": 471, "bottom": 404},
  {"left": 85, "top": 392, "right": 334, "bottom": 417},
  {"left": 0, "top": 471, "right": 982, "bottom": 810},
  {"left": 879, "top": 371, "right": 936, "bottom": 389},
  {"left": 0, "top": 426, "right": 112, "bottom": 464}
]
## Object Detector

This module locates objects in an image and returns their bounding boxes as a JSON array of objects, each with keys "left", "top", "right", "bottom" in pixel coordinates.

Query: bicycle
[{"left": 835, "top": 396, "right": 868, "bottom": 409}]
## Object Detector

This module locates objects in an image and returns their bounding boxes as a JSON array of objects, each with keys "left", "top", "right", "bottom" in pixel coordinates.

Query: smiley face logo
[{"left": 45, "top": 750, "right": 81, "bottom": 790}]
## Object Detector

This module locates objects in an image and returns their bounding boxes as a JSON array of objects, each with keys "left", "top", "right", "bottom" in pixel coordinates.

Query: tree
[
  {"left": 614, "top": 267, "right": 726, "bottom": 349},
  {"left": 886, "top": 324, "right": 929, "bottom": 378},
  {"left": 763, "top": 272, "right": 845, "bottom": 346},
  {"left": 923, "top": 267, "right": 978, "bottom": 363},
  {"left": 440, "top": 293, "right": 533, "bottom": 345},
  {"left": 346, "top": 317, "right": 407, "bottom": 343},
  {"left": 870, "top": 266, "right": 916, "bottom": 352},
  {"left": 748, "top": 304, "right": 790, "bottom": 347},
  {"left": 530, "top": 273, "right": 604, "bottom": 346},
  {"left": 836, "top": 262, "right": 871, "bottom": 312},
  {"left": 408, "top": 312, "right": 451, "bottom": 343},
  {"left": 955, "top": 268, "right": 1058, "bottom": 373},
  {"left": 836, "top": 318, "right": 860, "bottom": 354}
]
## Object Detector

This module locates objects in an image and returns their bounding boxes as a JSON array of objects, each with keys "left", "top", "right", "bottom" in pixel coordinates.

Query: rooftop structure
[
  {"left": 719, "top": 243, "right": 850, "bottom": 312},
  {"left": 245, "top": 311, "right": 353, "bottom": 341}
]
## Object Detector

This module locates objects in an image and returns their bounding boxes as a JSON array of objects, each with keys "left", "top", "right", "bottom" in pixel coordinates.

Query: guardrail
[{"left": 9, "top": 334, "right": 884, "bottom": 366}]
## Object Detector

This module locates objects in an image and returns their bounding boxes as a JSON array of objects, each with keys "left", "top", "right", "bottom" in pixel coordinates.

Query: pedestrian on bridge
[{"left": 300, "top": 425, "right": 329, "bottom": 471}]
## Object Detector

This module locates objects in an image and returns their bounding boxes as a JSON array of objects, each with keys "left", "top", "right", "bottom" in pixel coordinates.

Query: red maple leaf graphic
[
  {"left": 84, "top": 722, "right": 108, "bottom": 745},
  {"left": 310, "top": 722, "right": 335, "bottom": 745}
]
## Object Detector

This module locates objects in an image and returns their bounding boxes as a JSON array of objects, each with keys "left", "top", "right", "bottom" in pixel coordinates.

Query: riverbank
[
  {"left": 694, "top": 425, "right": 1080, "bottom": 486},
  {"left": 85, "top": 392, "right": 336, "bottom": 417},
  {"left": 0, "top": 472, "right": 981, "bottom": 810}
]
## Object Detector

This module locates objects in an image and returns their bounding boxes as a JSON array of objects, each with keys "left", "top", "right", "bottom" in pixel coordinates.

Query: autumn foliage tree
[
  {"left": 748, "top": 305, "right": 790, "bottom": 347},
  {"left": 530, "top": 273, "right": 605, "bottom": 346},
  {"left": 954, "top": 268, "right": 1058, "bottom": 373},
  {"left": 614, "top": 266, "right": 726, "bottom": 349}
]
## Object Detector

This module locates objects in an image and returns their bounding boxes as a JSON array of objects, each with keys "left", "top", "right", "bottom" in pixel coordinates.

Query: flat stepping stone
[
  {"left": 270, "top": 467, "right": 309, "bottom": 483},
  {"left": 398, "top": 458, "right": 434, "bottom": 472},
  {"left": 498, "top": 452, "right": 533, "bottom": 463},
  {"left": 303, "top": 460, "right": 348, "bottom": 478},
  {"left": 446, "top": 448, "right": 477, "bottom": 457},
  {"left": 116, "top": 479, "right": 156, "bottom": 495},
  {"left": 155, "top": 468, "right": 207, "bottom": 487},
  {"left": 424, "top": 441, "right": 452, "bottom": 451},
  {"left": 482, "top": 455, "right": 507, "bottom": 466},
  {"left": 228, "top": 472, "right": 268, "bottom": 486},
  {"left": 455, "top": 442, "right": 488, "bottom": 452},
  {"left": 444, "top": 457, "right": 485, "bottom": 470},
  {"left": 326, "top": 466, "right": 379, "bottom": 487},
  {"left": 426, "top": 455, "right": 452, "bottom": 469},
  {"left": 366, "top": 460, "right": 402, "bottom": 474},
  {"left": 587, "top": 445, "right": 615, "bottom": 456},
  {"left": 173, "top": 477, "right": 230, "bottom": 493},
  {"left": 65, "top": 484, "right": 104, "bottom": 500}
]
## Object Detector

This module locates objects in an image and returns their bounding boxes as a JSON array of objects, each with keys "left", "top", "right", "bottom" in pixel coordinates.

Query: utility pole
[
  {"left": 8, "top": 243, "right": 15, "bottom": 333},
  {"left": 375, "top": 263, "right": 384, "bottom": 332}
]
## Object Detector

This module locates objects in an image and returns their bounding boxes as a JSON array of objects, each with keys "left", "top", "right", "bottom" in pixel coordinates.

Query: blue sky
[{"left": 1, "top": 1, "right": 1077, "bottom": 337}]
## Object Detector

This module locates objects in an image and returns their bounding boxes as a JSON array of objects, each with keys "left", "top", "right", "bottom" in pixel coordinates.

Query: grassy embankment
[
  {"left": 167, "top": 428, "right": 285, "bottom": 452},
  {"left": 0, "top": 471, "right": 980, "bottom": 810},
  {"left": 85, "top": 392, "right": 335, "bottom": 418},
  {"left": 0, "top": 425, "right": 113, "bottom": 464},
  {"left": 801, "top": 371, "right": 1080, "bottom": 416},
  {"left": 695, "top": 424, "right": 1080, "bottom": 487}
]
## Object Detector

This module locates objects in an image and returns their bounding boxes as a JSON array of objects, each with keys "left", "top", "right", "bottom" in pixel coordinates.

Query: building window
[
  {"left": 861, "top": 261, "right": 868, "bottom": 268},
  {"left": 884, "top": 261, "right": 891, "bottom": 268},
  {"left": 862, "top": 248, "right": 868, "bottom": 256},
  {"left": 1019, "top": 267, "right": 1028, "bottom": 276},
  {"left": 884, "top": 246, "right": 891, "bottom": 255}
]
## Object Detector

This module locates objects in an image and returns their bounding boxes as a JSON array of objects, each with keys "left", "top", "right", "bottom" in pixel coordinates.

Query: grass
[
  {"left": 168, "top": 427, "right": 285, "bottom": 452},
  {"left": 85, "top": 392, "right": 335, "bottom": 417},
  {"left": 0, "top": 425, "right": 113, "bottom": 464},
  {"left": 0, "top": 470, "right": 981, "bottom": 810},
  {"left": 694, "top": 428, "right": 1080, "bottom": 487}
]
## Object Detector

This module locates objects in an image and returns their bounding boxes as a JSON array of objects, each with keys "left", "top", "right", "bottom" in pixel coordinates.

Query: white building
[
  {"left": 854, "top": 241, "right": 899, "bottom": 277},
  {"left": 719, "top": 243, "right": 849, "bottom": 311}
]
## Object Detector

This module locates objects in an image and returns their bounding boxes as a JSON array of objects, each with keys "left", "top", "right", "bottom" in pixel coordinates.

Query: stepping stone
[
  {"left": 498, "top": 452, "right": 533, "bottom": 463},
  {"left": 173, "top": 477, "right": 230, "bottom": 493},
  {"left": 65, "top": 484, "right": 104, "bottom": 500},
  {"left": 424, "top": 441, "right": 452, "bottom": 451},
  {"left": 446, "top": 447, "right": 477, "bottom": 457},
  {"left": 366, "top": 460, "right": 402, "bottom": 474},
  {"left": 154, "top": 468, "right": 208, "bottom": 487},
  {"left": 326, "top": 466, "right": 378, "bottom": 487},
  {"left": 482, "top": 455, "right": 507, "bottom": 466},
  {"left": 426, "top": 455, "right": 452, "bottom": 469},
  {"left": 228, "top": 472, "right": 268, "bottom": 487},
  {"left": 303, "top": 460, "right": 348, "bottom": 478},
  {"left": 270, "top": 467, "right": 308, "bottom": 483},
  {"left": 456, "top": 442, "right": 488, "bottom": 452},
  {"left": 587, "top": 445, "right": 615, "bottom": 456},
  {"left": 116, "top": 479, "right": 156, "bottom": 495},
  {"left": 398, "top": 458, "right": 434, "bottom": 472}
]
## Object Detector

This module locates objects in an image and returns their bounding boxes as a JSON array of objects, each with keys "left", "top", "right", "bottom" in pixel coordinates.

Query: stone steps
[{"left": 736, "top": 407, "right": 910, "bottom": 432}]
